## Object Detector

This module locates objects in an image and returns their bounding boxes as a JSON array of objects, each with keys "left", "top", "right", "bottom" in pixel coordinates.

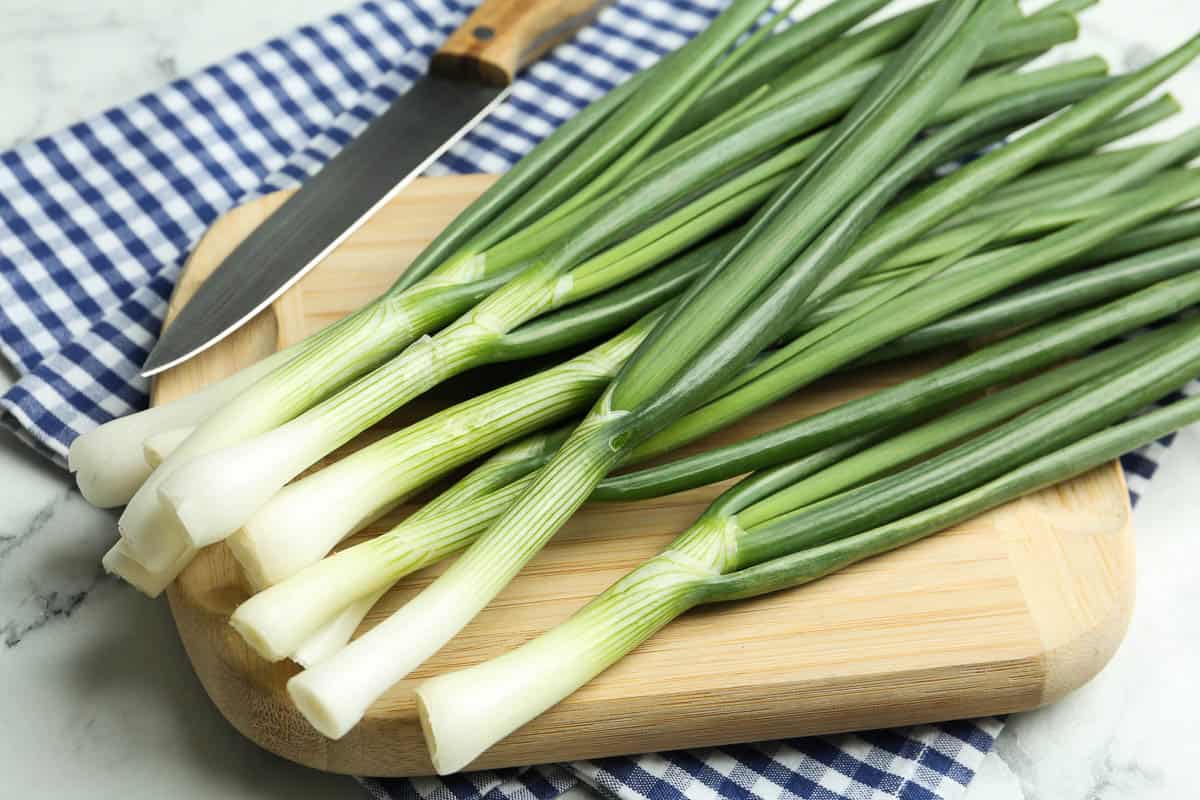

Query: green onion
[
  {"left": 98, "top": 0, "right": 795, "bottom": 584},
  {"left": 491, "top": 232, "right": 737, "bottom": 362},
  {"left": 130, "top": 3, "right": 1093, "bottom": 579},
  {"left": 80, "top": 0, "right": 1080, "bottom": 520},
  {"left": 81, "top": 0, "right": 1084, "bottom": 521},
  {"left": 874, "top": 236, "right": 1200, "bottom": 360},
  {"left": 734, "top": 324, "right": 1183, "bottom": 529},
  {"left": 977, "top": 145, "right": 1157, "bottom": 204},
  {"left": 488, "top": 0, "right": 797, "bottom": 248},
  {"left": 290, "top": 428, "right": 567, "bottom": 666},
  {"left": 642, "top": 166, "right": 1200, "bottom": 459},
  {"left": 231, "top": 15, "right": 1200, "bottom": 750},
  {"left": 243, "top": 264, "right": 1193, "bottom": 642},
  {"left": 1075, "top": 207, "right": 1200, "bottom": 264},
  {"left": 875, "top": 166, "right": 1200, "bottom": 273},
  {"left": 734, "top": 327, "right": 1200, "bottom": 566},
  {"left": 411, "top": 321, "right": 1200, "bottom": 774},
  {"left": 237, "top": 307, "right": 1183, "bottom": 666},
  {"left": 68, "top": 348, "right": 291, "bottom": 507},
  {"left": 226, "top": 314, "right": 658, "bottom": 591},
  {"left": 278, "top": 0, "right": 1014, "bottom": 730},
  {"left": 1045, "top": 94, "right": 1184, "bottom": 164},
  {"left": 707, "top": 390, "right": 1196, "bottom": 597},
  {"left": 687, "top": 0, "right": 897, "bottom": 129},
  {"left": 150, "top": 141, "right": 800, "bottom": 557},
  {"left": 601, "top": 266, "right": 1200, "bottom": 498}
]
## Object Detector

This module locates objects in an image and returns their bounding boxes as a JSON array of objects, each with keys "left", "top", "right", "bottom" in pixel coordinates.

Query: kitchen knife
[{"left": 142, "top": 0, "right": 613, "bottom": 376}]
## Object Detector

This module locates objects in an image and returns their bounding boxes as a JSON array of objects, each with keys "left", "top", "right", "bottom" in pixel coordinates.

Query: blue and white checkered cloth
[{"left": 0, "top": 1, "right": 1176, "bottom": 798}]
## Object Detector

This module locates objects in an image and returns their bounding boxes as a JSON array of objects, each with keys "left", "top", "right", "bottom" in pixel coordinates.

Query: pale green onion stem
[
  {"left": 115, "top": 267, "right": 495, "bottom": 578},
  {"left": 156, "top": 155, "right": 780, "bottom": 556},
  {"left": 142, "top": 427, "right": 193, "bottom": 469},
  {"left": 284, "top": 410, "right": 621, "bottom": 737},
  {"left": 227, "top": 318, "right": 652, "bottom": 590},
  {"left": 68, "top": 348, "right": 288, "bottom": 507},
  {"left": 287, "top": 431, "right": 564, "bottom": 665}
]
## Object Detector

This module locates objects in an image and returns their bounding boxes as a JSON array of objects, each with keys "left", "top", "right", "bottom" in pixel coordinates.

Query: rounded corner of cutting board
[
  {"left": 154, "top": 175, "right": 1137, "bottom": 777},
  {"left": 1010, "top": 469, "right": 1137, "bottom": 707}
]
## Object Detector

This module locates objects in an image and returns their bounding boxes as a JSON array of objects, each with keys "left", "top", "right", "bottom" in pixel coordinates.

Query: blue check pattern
[{"left": 0, "top": 1, "right": 1178, "bottom": 798}]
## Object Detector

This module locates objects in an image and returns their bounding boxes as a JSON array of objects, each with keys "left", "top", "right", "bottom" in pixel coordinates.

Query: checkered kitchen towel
[{"left": 0, "top": 1, "right": 1177, "bottom": 798}]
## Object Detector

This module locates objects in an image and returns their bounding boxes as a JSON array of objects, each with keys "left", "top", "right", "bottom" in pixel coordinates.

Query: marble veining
[{"left": 1, "top": 2, "right": 1199, "bottom": 799}]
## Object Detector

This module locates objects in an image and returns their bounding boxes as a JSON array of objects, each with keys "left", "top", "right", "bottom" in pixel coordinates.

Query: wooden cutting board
[{"left": 156, "top": 174, "right": 1135, "bottom": 777}]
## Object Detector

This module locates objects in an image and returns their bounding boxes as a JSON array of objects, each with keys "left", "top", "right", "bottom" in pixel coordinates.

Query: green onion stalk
[
  {"left": 872, "top": 160, "right": 1200, "bottom": 274},
  {"left": 411, "top": 318, "right": 1200, "bottom": 773},
  {"left": 603, "top": 267, "right": 1200, "bottom": 498},
  {"left": 851, "top": 201, "right": 1200, "bottom": 298},
  {"left": 1046, "top": 93, "right": 1184, "bottom": 163},
  {"left": 74, "top": 0, "right": 1077, "bottom": 511},
  {"left": 943, "top": 100, "right": 1185, "bottom": 223},
  {"left": 637, "top": 146, "right": 1200, "bottom": 462},
  {"left": 141, "top": 137, "right": 811, "bottom": 569},
  {"left": 223, "top": 71, "right": 1108, "bottom": 599},
  {"left": 232, "top": 236, "right": 1200, "bottom": 668},
  {"left": 67, "top": 348, "right": 293, "bottom": 508},
  {"left": 288, "top": 427, "right": 569, "bottom": 668},
  {"left": 122, "top": 13, "right": 1092, "bottom": 585},
  {"left": 110, "top": 239, "right": 729, "bottom": 594},
  {"left": 897, "top": 97, "right": 1176, "bottom": 207},
  {"left": 73, "top": 3, "right": 654, "bottom": 511},
  {"left": 210, "top": 2, "right": 1082, "bottom": 563},
  {"left": 284, "top": 24, "right": 1200, "bottom": 714},
  {"left": 262, "top": 0, "right": 1016, "bottom": 708},
  {"left": 94, "top": 0, "right": 1077, "bottom": 539},
  {"left": 870, "top": 235, "right": 1200, "bottom": 360},
  {"left": 94, "top": 227, "right": 730, "bottom": 592},
  {"left": 116, "top": 67, "right": 817, "bottom": 573},
  {"left": 225, "top": 56, "right": 1200, "bottom": 618},
  {"left": 96, "top": 0, "right": 789, "bottom": 575},
  {"left": 226, "top": 313, "right": 660, "bottom": 593},
  {"left": 91, "top": 0, "right": 894, "bottom": 506},
  {"left": 233, "top": 301, "right": 1190, "bottom": 668},
  {"left": 679, "top": 1, "right": 1079, "bottom": 134}
]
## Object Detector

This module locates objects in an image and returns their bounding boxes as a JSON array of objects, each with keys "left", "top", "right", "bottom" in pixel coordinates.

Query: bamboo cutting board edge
[{"left": 156, "top": 174, "right": 1135, "bottom": 776}]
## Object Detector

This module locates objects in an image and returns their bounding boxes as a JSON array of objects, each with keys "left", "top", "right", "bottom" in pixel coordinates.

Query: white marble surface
[{"left": 1, "top": 1, "right": 1199, "bottom": 799}]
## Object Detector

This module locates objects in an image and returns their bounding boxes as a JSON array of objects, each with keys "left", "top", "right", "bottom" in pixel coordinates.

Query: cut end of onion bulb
[
  {"left": 230, "top": 583, "right": 333, "bottom": 663},
  {"left": 142, "top": 427, "right": 194, "bottom": 469},
  {"left": 287, "top": 664, "right": 374, "bottom": 740},
  {"left": 102, "top": 538, "right": 196, "bottom": 597},
  {"left": 226, "top": 530, "right": 277, "bottom": 593},
  {"left": 230, "top": 539, "right": 392, "bottom": 661},
  {"left": 68, "top": 349, "right": 288, "bottom": 508},
  {"left": 159, "top": 421, "right": 317, "bottom": 549},
  {"left": 69, "top": 430, "right": 154, "bottom": 509},
  {"left": 290, "top": 592, "right": 382, "bottom": 668},
  {"left": 415, "top": 653, "right": 560, "bottom": 775},
  {"left": 229, "top": 471, "right": 371, "bottom": 591}
]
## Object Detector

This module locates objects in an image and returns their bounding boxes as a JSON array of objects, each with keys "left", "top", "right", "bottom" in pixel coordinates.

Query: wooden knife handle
[{"left": 432, "top": 0, "right": 615, "bottom": 86}]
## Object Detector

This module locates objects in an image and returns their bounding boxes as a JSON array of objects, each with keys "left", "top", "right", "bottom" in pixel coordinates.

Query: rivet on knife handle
[{"left": 433, "top": 0, "right": 617, "bottom": 85}]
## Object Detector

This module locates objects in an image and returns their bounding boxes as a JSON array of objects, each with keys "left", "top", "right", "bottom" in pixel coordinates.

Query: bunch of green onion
[{"left": 69, "top": 0, "right": 1200, "bottom": 773}]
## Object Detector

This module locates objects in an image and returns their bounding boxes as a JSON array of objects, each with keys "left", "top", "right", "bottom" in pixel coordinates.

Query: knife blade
[{"left": 143, "top": 0, "right": 613, "bottom": 376}]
